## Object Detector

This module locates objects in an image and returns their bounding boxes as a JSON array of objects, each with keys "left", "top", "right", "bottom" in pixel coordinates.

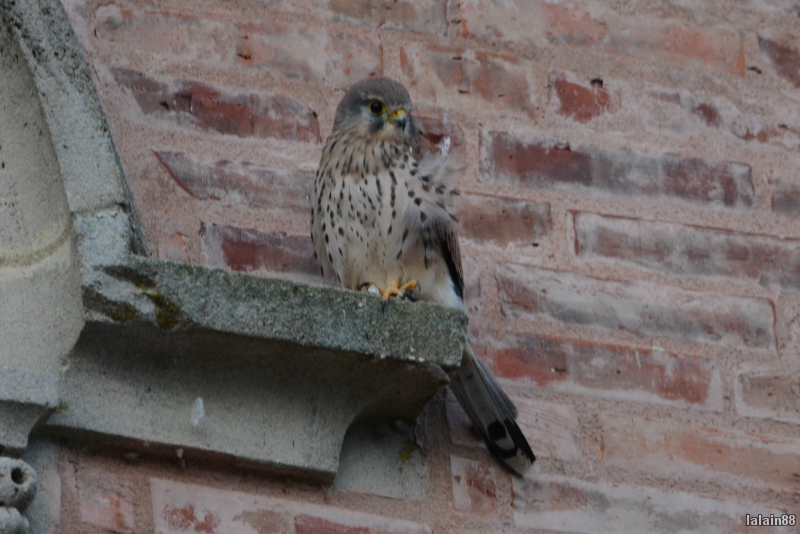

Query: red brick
[
  {"left": 76, "top": 463, "right": 139, "bottom": 533},
  {"left": 414, "top": 115, "right": 466, "bottom": 170},
  {"left": 600, "top": 413, "right": 800, "bottom": 493},
  {"left": 155, "top": 151, "right": 313, "bottom": 212},
  {"left": 759, "top": 35, "right": 800, "bottom": 87},
  {"left": 482, "top": 132, "right": 754, "bottom": 208},
  {"left": 295, "top": 515, "right": 370, "bottom": 534},
  {"left": 736, "top": 372, "right": 800, "bottom": 424},
  {"left": 400, "top": 44, "right": 536, "bottom": 118},
  {"left": 513, "top": 474, "right": 787, "bottom": 533},
  {"left": 162, "top": 504, "right": 220, "bottom": 533},
  {"left": 235, "top": 22, "right": 382, "bottom": 86},
  {"left": 80, "top": 492, "right": 137, "bottom": 533},
  {"left": 456, "top": 1, "right": 744, "bottom": 74},
  {"left": 158, "top": 233, "right": 190, "bottom": 263},
  {"left": 327, "top": 0, "right": 447, "bottom": 35},
  {"left": 645, "top": 90, "right": 800, "bottom": 149},
  {"left": 772, "top": 182, "right": 800, "bottom": 217},
  {"left": 112, "top": 69, "right": 320, "bottom": 142},
  {"left": 574, "top": 213, "right": 800, "bottom": 291},
  {"left": 497, "top": 264, "right": 775, "bottom": 349},
  {"left": 649, "top": 90, "right": 723, "bottom": 127},
  {"left": 454, "top": 194, "right": 551, "bottom": 246},
  {"left": 549, "top": 71, "right": 613, "bottom": 123},
  {"left": 490, "top": 332, "right": 723, "bottom": 410},
  {"left": 151, "top": 478, "right": 430, "bottom": 534},
  {"left": 450, "top": 456, "right": 498, "bottom": 518},
  {"left": 201, "top": 223, "right": 318, "bottom": 276}
]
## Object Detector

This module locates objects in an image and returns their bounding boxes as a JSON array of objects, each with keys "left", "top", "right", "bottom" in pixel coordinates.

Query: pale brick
[
  {"left": 457, "top": 1, "right": 745, "bottom": 74},
  {"left": 736, "top": 372, "right": 800, "bottom": 425},
  {"left": 512, "top": 395, "right": 582, "bottom": 461},
  {"left": 600, "top": 413, "right": 800, "bottom": 493},
  {"left": 497, "top": 264, "right": 775, "bottom": 349},
  {"left": 95, "top": 7, "right": 382, "bottom": 87},
  {"left": 400, "top": 44, "right": 536, "bottom": 118},
  {"left": 235, "top": 21, "right": 382, "bottom": 86},
  {"left": 151, "top": 478, "right": 431, "bottom": 534},
  {"left": 513, "top": 474, "right": 791, "bottom": 533},
  {"left": 326, "top": 0, "right": 447, "bottom": 35},
  {"left": 454, "top": 194, "right": 551, "bottom": 247},
  {"left": 450, "top": 456, "right": 498, "bottom": 518},
  {"left": 574, "top": 213, "right": 800, "bottom": 292}
]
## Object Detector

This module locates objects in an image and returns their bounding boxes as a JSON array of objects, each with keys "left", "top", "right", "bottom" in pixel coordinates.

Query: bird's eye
[{"left": 368, "top": 100, "right": 385, "bottom": 115}]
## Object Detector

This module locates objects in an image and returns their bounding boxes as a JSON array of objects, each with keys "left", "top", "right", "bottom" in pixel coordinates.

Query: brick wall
[{"left": 56, "top": 0, "right": 799, "bottom": 531}]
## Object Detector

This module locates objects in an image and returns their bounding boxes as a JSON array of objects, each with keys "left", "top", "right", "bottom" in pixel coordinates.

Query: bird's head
[{"left": 332, "top": 77, "right": 415, "bottom": 143}]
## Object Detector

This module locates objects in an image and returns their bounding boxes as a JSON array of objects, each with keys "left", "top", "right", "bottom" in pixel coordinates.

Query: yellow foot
[
  {"left": 380, "top": 279, "right": 419, "bottom": 302},
  {"left": 358, "top": 280, "right": 420, "bottom": 309}
]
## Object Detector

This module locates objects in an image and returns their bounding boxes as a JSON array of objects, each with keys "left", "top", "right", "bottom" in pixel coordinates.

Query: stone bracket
[
  {"left": 0, "top": 457, "right": 37, "bottom": 534},
  {"left": 46, "top": 212, "right": 468, "bottom": 481}
]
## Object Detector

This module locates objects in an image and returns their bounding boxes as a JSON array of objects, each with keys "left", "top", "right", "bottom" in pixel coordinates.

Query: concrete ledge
[
  {"left": 47, "top": 256, "right": 467, "bottom": 480},
  {"left": 0, "top": 371, "right": 58, "bottom": 457}
]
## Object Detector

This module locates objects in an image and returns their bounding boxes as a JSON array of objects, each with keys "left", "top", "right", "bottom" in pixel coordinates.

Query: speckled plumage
[{"left": 312, "top": 77, "right": 535, "bottom": 474}]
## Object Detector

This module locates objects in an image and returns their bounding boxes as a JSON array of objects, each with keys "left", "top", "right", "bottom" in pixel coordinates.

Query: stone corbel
[{"left": 0, "top": 457, "right": 37, "bottom": 534}]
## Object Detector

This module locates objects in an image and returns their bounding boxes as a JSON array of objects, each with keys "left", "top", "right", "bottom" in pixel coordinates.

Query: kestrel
[{"left": 311, "top": 78, "right": 535, "bottom": 474}]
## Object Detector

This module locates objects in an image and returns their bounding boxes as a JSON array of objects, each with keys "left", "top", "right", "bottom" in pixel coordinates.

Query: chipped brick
[
  {"left": 155, "top": 151, "right": 312, "bottom": 212},
  {"left": 759, "top": 35, "right": 800, "bottom": 87},
  {"left": 496, "top": 264, "right": 775, "bottom": 349},
  {"left": 513, "top": 474, "right": 787, "bottom": 533},
  {"left": 490, "top": 332, "right": 722, "bottom": 410},
  {"left": 550, "top": 71, "right": 613, "bottom": 123},
  {"left": 201, "top": 223, "right": 318, "bottom": 276},
  {"left": 736, "top": 372, "right": 800, "bottom": 425},
  {"left": 574, "top": 213, "right": 800, "bottom": 291},
  {"left": 482, "top": 132, "right": 754, "bottom": 208},
  {"left": 113, "top": 69, "right": 320, "bottom": 142},
  {"left": 455, "top": 194, "right": 551, "bottom": 246},
  {"left": 600, "top": 413, "right": 800, "bottom": 493},
  {"left": 450, "top": 456, "right": 498, "bottom": 518}
]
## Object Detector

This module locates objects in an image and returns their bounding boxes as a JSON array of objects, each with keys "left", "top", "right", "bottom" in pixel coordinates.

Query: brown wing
[
  {"left": 433, "top": 215, "right": 464, "bottom": 300},
  {"left": 410, "top": 118, "right": 464, "bottom": 299}
]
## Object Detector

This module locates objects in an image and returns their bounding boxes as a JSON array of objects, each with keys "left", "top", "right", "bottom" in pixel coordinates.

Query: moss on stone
[
  {"left": 82, "top": 287, "right": 139, "bottom": 322},
  {"left": 149, "top": 291, "right": 181, "bottom": 329},
  {"left": 398, "top": 439, "right": 416, "bottom": 465}
]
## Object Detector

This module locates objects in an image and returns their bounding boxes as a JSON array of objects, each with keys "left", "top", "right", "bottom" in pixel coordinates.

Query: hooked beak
[{"left": 389, "top": 109, "right": 408, "bottom": 131}]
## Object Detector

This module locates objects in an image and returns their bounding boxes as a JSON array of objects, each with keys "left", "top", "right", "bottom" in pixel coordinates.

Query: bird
[{"left": 311, "top": 77, "right": 535, "bottom": 475}]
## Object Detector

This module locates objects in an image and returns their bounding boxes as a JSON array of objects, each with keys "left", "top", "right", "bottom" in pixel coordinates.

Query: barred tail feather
[{"left": 449, "top": 344, "right": 535, "bottom": 475}]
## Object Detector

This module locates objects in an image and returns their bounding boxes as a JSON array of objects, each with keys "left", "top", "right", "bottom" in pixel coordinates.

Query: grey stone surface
[
  {"left": 0, "top": 371, "right": 58, "bottom": 456},
  {"left": 21, "top": 438, "right": 60, "bottom": 534},
  {"left": 0, "top": 507, "right": 29, "bottom": 534},
  {"left": 0, "top": 18, "right": 83, "bottom": 456},
  {"left": 0, "top": 0, "right": 147, "bottom": 254},
  {"left": 334, "top": 421, "right": 429, "bottom": 500},
  {"left": 0, "top": 458, "right": 37, "bottom": 512},
  {"left": 46, "top": 258, "right": 467, "bottom": 480}
]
